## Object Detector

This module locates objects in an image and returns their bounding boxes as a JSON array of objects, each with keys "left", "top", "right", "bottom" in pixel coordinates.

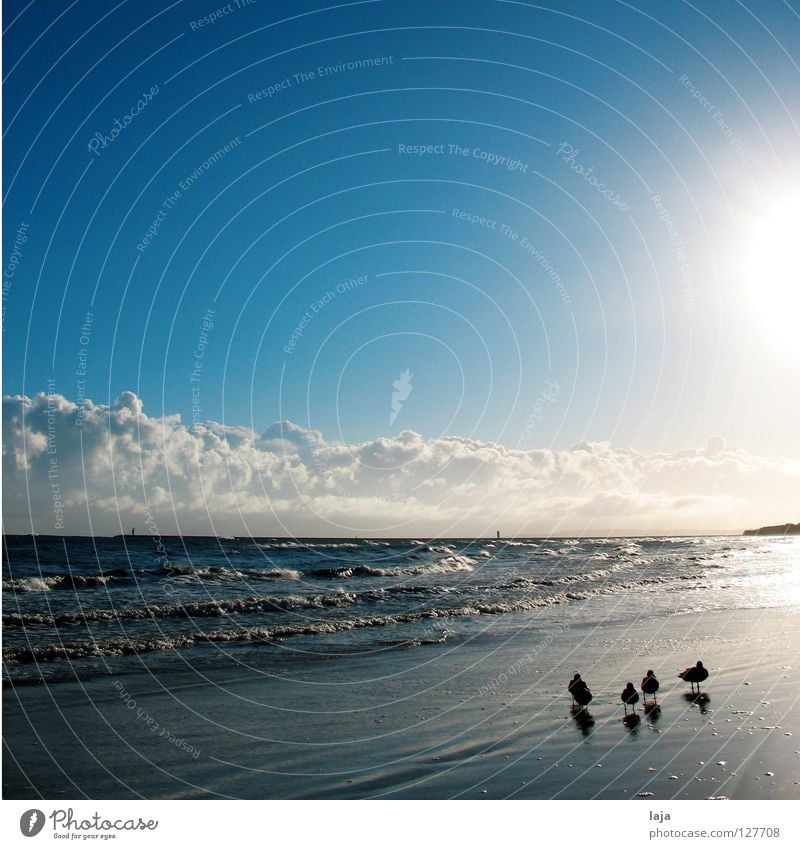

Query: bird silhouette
[
  {"left": 621, "top": 682, "right": 639, "bottom": 715},
  {"left": 678, "top": 660, "right": 709, "bottom": 694},
  {"left": 567, "top": 673, "right": 593, "bottom": 708},
  {"left": 641, "top": 669, "right": 660, "bottom": 705}
]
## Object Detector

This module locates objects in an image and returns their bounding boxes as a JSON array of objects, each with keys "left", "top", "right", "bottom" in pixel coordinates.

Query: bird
[
  {"left": 641, "top": 670, "right": 660, "bottom": 705},
  {"left": 678, "top": 661, "right": 709, "bottom": 694},
  {"left": 567, "top": 673, "right": 593, "bottom": 708},
  {"left": 567, "top": 673, "right": 582, "bottom": 707},
  {"left": 621, "top": 682, "right": 639, "bottom": 715}
]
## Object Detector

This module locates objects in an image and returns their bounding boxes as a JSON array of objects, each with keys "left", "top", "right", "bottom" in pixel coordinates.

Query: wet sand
[{"left": 4, "top": 607, "right": 799, "bottom": 799}]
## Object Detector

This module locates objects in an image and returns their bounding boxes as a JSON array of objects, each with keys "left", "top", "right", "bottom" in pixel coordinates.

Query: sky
[{"left": 3, "top": 0, "right": 799, "bottom": 536}]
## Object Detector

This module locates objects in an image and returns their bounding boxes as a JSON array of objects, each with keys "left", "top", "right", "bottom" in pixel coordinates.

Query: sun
[{"left": 744, "top": 194, "right": 800, "bottom": 348}]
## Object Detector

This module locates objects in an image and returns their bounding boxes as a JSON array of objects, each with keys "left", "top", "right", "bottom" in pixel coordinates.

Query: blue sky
[{"left": 4, "top": 0, "right": 800, "bottom": 465}]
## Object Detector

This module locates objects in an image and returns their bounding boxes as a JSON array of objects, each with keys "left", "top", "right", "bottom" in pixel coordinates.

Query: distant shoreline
[{"left": 742, "top": 521, "right": 800, "bottom": 536}]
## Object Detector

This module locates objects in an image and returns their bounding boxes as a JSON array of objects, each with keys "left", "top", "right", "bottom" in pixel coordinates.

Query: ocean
[{"left": 4, "top": 534, "right": 798, "bottom": 689}]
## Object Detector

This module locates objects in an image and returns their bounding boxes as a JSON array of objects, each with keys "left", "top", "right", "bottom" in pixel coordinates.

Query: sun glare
[{"left": 745, "top": 194, "right": 800, "bottom": 348}]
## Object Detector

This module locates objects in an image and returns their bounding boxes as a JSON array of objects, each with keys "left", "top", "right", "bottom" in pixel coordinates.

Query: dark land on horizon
[{"left": 743, "top": 521, "right": 800, "bottom": 536}]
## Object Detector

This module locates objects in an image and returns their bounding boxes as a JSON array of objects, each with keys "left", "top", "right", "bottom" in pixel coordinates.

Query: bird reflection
[
  {"left": 570, "top": 705, "right": 595, "bottom": 735},
  {"left": 621, "top": 683, "right": 641, "bottom": 728},
  {"left": 683, "top": 692, "right": 711, "bottom": 714},
  {"left": 643, "top": 703, "right": 662, "bottom": 720}
]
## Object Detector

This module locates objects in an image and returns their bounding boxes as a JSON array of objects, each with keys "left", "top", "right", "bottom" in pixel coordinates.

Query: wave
[
  {"left": 2, "top": 562, "right": 301, "bottom": 592},
  {"left": 3, "top": 596, "right": 560, "bottom": 664},
  {"left": 498, "top": 541, "right": 540, "bottom": 548},
  {"left": 3, "top": 569, "right": 710, "bottom": 665},
  {"left": 552, "top": 563, "right": 634, "bottom": 584},
  {"left": 310, "top": 555, "right": 475, "bottom": 579},
  {"left": 427, "top": 545, "right": 455, "bottom": 554},
  {"left": 376, "top": 630, "right": 452, "bottom": 649},
  {"left": 165, "top": 564, "right": 300, "bottom": 581},
  {"left": 614, "top": 543, "right": 642, "bottom": 555},
  {"left": 255, "top": 541, "right": 361, "bottom": 551},
  {"left": 3, "top": 574, "right": 117, "bottom": 592},
  {"left": 3, "top": 591, "right": 356, "bottom": 628}
]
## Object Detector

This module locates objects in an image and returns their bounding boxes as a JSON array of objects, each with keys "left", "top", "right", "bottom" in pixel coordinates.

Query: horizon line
[{"left": 2, "top": 531, "right": 760, "bottom": 539}]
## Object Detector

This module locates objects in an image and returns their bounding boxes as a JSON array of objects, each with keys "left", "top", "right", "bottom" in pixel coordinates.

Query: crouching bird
[
  {"left": 678, "top": 661, "right": 708, "bottom": 694},
  {"left": 641, "top": 670, "right": 660, "bottom": 705},
  {"left": 567, "top": 673, "right": 593, "bottom": 709}
]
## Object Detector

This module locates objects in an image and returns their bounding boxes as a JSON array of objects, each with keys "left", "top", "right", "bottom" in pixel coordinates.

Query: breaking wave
[
  {"left": 3, "top": 569, "right": 710, "bottom": 665},
  {"left": 4, "top": 592, "right": 356, "bottom": 628},
  {"left": 3, "top": 574, "right": 117, "bottom": 592},
  {"left": 310, "top": 555, "right": 475, "bottom": 579},
  {"left": 255, "top": 541, "right": 361, "bottom": 551},
  {"left": 165, "top": 564, "right": 301, "bottom": 581}
]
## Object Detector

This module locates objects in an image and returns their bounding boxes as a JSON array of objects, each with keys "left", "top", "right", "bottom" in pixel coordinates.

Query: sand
[{"left": 3, "top": 606, "right": 799, "bottom": 799}]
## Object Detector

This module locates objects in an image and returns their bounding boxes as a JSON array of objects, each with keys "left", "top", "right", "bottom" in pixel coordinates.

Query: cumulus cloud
[{"left": 3, "top": 391, "right": 799, "bottom": 536}]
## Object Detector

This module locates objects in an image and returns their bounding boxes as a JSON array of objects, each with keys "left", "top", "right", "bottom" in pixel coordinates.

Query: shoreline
[{"left": 4, "top": 606, "right": 799, "bottom": 800}]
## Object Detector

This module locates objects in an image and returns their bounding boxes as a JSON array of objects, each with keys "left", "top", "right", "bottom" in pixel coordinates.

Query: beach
[{"left": 4, "top": 556, "right": 799, "bottom": 800}]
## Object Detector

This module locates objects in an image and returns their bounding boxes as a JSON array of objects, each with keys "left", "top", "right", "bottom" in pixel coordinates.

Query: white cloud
[{"left": 3, "top": 391, "right": 798, "bottom": 536}]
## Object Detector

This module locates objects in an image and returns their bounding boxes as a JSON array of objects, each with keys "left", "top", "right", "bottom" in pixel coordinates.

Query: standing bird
[
  {"left": 567, "top": 673, "right": 593, "bottom": 708},
  {"left": 678, "top": 661, "right": 709, "bottom": 694},
  {"left": 641, "top": 670, "right": 660, "bottom": 705},
  {"left": 621, "top": 682, "right": 639, "bottom": 715}
]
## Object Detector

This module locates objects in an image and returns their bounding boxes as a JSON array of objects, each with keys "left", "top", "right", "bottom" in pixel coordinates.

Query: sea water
[{"left": 3, "top": 535, "right": 798, "bottom": 687}]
